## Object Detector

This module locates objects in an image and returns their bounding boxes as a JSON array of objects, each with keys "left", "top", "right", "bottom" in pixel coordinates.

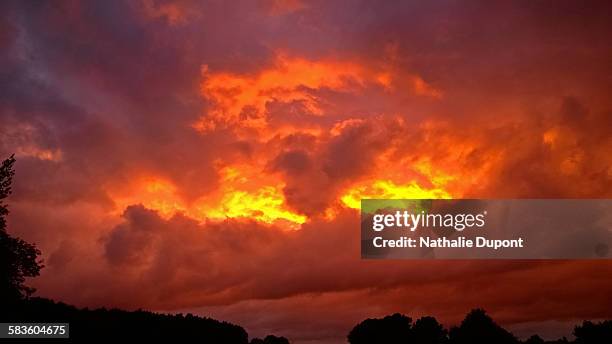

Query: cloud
[
  {"left": 138, "top": 0, "right": 198, "bottom": 25},
  {"left": 263, "top": 0, "right": 307, "bottom": 16},
  {"left": 196, "top": 52, "right": 441, "bottom": 136},
  {"left": 91, "top": 204, "right": 525, "bottom": 309},
  {"left": 1, "top": 1, "right": 611, "bottom": 343}
]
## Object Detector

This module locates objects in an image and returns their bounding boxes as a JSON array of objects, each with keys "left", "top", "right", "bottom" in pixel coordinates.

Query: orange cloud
[
  {"left": 0, "top": 122, "right": 63, "bottom": 161},
  {"left": 139, "top": 0, "right": 195, "bottom": 25},
  {"left": 108, "top": 165, "right": 306, "bottom": 226},
  {"left": 196, "top": 54, "right": 364, "bottom": 133},
  {"left": 412, "top": 75, "right": 443, "bottom": 98},
  {"left": 195, "top": 53, "right": 442, "bottom": 137},
  {"left": 109, "top": 176, "right": 187, "bottom": 219},
  {"left": 15, "top": 146, "right": 63, "bottom": 161}
]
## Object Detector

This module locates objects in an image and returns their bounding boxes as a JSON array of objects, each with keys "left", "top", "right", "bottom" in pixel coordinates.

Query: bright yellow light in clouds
[
  {"left": 111, "top": 168, "right": 451, "bottom": 225},
  {"left": 110, "top": 166, "right": 306, "bottom": 226},
  {"left": 202, "top": 187, "right": 306, "bottom": 224},
  {"left": 413, "top": 159, "right": 456, "bottom": 188},
  {"left": 340, "top": 180, "right": 451, "bottom": 209},
  {"left": 197, "top": 164, "right": 306, "bottom": 225}
]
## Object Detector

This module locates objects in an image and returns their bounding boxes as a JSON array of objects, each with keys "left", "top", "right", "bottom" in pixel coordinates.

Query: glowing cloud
[
  {"left": 340, "top": 180, "right": 451, "bottom": 209},
  {"left": 110, "top": 166, "right": 306, "bottom": 226},
  {"left": 194, "top": 165, "right": 307, "bottom": 225},
  {"left": 196, "top": 54, "right": 364, "bottom": 133},
  {"left": 195, "top": 53, "right": 441, "bottom": 136},
  {"left": 110, "top": 177, "right": 187, "bottom": 219}
]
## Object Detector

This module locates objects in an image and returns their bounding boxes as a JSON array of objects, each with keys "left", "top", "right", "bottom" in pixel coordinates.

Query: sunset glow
[{"left": 2, "top": 1, "right": 611, "bottom": 343}]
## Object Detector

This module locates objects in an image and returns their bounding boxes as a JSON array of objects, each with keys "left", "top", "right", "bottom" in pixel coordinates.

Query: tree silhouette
[
  {"left": 525, "top": 334, "right": 545, "bottom": 344},
  {"left": 0, "top": 155, "right": 43, "bottom": 303},
  {"left": 250, "top": 335, "right": 291, "bottom": 344},
  {"left": 348, "top": 313, "right": 450, "bottom": 344},
  {"left": 348, "top": 313, "right": 413, "bottom": 344},
  {"left": 413, "top": 316, "right": 448, "bottom": 344},
  {"left": 448, "top": 309, "right": 517, "bottom": 344},
  {"left": 574, "top": 320, "right": 612, "bottom": 344},
  {"left": 347, "top": 310, "right": 612, "bottom": 344}
]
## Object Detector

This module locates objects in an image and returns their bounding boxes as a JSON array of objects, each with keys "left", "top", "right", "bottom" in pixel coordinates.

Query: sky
[{"left": 1, "top": 1, "right": 612, "bottom": 343}]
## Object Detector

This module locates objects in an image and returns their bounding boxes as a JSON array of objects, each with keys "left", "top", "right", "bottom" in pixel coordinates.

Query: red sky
[{"left": 1, "top": 1, "right": 611, "bottom": 343}]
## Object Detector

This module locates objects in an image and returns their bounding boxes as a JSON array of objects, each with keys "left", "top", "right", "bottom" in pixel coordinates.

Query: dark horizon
[{"left": 6, "top": 296, "right": 611, "bottom": 343}]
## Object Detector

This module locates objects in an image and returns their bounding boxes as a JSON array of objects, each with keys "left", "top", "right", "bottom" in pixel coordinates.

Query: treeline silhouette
[
  {"left": 4, "top": 297, "right": 248, "bottom": 342},
  {"left": 348, "top": 310, "right": 612, "bottom": 344},
  {"left": 4, "top": 296, "right": 298, "bottom": 343},
  {"left": 1, "top": 154, "right": 611, "bottom": 343}
]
